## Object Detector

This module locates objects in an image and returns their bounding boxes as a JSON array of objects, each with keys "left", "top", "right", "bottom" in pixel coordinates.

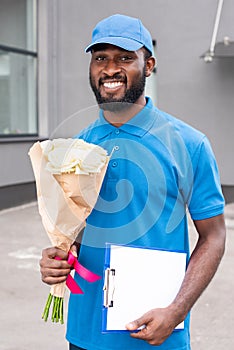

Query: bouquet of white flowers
[{"left": 29, "top": 138, "right": 110, "bottom": 323}]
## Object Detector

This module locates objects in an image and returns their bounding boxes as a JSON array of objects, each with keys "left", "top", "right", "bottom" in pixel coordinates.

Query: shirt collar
[{"left": 97, "top": 97, "right": 157, "bottom": 140}]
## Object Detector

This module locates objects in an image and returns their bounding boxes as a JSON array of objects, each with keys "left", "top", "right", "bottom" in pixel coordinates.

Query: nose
[{"left": 102, "top": 59, "right": 121, "bottom": 76}]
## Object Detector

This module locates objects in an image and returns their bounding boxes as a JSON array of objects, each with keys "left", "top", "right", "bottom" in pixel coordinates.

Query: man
[{"left": 40, "top": 14, "right": 226, "bottom": 350}]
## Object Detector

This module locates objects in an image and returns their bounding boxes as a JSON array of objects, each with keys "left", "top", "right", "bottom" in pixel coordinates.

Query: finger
[
  {"left": 42, "top": 247, "right": 68, "bottom": 260},
  {"left": 40, "top": 247, "right": 72, "bottom": 271},
  {"left": 40, "top": 265, "right": 71, "bottom": 277},
  {"left": 41, "top": 274, "right": 68, "bottom": 285},
  {"left": 128, "top": 325, "right": 149, "bottom": 340},
  {"left": 40, "top": 265, "right": 71, "bottom": 284},
  {"left": 40, "top": 256, "right": 71, "bottom": 270},
  {"left": 71, "top": 240, "right": 82, "bottom": 256},
  {"left": 126, "top": 314, "right": 148, "bottom": 332},
  {"left": 70, "top": 244, "right": 78, "bottom": 257}
]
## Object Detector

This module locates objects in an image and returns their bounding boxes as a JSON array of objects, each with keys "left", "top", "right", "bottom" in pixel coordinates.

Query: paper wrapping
[{"left": 29, "top": 141, "right": 109, "bottom": 297}]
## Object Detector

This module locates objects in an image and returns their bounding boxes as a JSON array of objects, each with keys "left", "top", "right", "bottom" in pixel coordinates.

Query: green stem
[
  {"left": 42, "top": 293, "right": 64, "bottom": 324},
  {"left": 42, "top": 293, "right": 53, "bottom": 321},
  {"left": 60, "top": 297, "right": 64, "bottom": 324},
  {"left": 52, "top": 296, "right": 58, "bottom": 322}
]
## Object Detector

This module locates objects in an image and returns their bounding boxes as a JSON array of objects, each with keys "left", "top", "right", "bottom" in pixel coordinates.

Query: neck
[{"left": 102, "top": 95, "right": 146, "bottom": 127}]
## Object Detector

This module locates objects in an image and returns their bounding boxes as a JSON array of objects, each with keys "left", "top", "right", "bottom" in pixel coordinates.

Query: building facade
[{"left": 0, "top": 0, "right": 234, "bottom": 209}]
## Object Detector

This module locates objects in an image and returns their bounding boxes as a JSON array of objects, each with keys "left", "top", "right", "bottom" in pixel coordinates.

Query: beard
[{"left": 89, "top": 69, "right": 146, "bottom": 112}]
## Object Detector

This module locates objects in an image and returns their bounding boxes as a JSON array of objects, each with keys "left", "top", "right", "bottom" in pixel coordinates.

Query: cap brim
[{"left": 85, "top": 36, "right": 143, "bottom": 53}]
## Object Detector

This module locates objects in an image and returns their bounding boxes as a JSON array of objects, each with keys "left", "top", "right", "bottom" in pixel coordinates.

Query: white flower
[{"left": 41, "top": 138, "right": 108, "bottom": 174}]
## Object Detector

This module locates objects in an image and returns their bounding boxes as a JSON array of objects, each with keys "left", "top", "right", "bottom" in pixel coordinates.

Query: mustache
[{"left": 99, "top": 73, "right": 126, "bottom": 84}]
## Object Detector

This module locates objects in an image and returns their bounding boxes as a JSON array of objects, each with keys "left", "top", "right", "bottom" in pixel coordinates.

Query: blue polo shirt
[{"left": 66, "top": 98, "right": 224, "bottom": 350}]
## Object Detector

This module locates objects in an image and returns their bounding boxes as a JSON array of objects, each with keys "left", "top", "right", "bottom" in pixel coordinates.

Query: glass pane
[
  {"left": 0, "top": 0, "right": 36, "bottom": 51},
  {"left": 0, "top": 50, "right": 37, "bottom": 135}
]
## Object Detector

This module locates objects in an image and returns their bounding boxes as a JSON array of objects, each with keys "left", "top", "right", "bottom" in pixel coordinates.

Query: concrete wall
[{"left": 0, "top": 0, "right": 233, "bottom": 205}]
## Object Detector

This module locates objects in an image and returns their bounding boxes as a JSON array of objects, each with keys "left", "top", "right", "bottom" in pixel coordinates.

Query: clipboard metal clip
[{"left": 103, "top": 268, "right": 115, "bottom": 308}]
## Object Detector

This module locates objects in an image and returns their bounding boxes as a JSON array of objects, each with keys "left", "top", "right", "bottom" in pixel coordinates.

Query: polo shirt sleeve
[{"left": 188, "top": 136, "right": 225, "bottom": 221}]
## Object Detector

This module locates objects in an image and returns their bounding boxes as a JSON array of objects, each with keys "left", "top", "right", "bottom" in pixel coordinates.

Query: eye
[
  {"left": 119, "top": 55, "right": 133, "bottom": 62},
  {"left": 95, "top": 55, "right": 106, "bottom": 61}
]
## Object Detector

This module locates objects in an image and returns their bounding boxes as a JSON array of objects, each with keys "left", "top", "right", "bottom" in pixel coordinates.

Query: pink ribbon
[{"left": 55, "top": 252, "right": 101, "bottom": 294}]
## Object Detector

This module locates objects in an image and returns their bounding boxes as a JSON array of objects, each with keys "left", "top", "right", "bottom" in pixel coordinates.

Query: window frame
[{"left": 0, "top": 0, "right": 39, "bottom": 140}]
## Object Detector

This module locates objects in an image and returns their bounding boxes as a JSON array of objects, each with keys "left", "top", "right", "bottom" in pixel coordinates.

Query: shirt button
[
  {"left": 112, "top": 161, "right": 118, "bottom": 167},
  {"left": 115, "top": 129, "right": 120, "bottom": 135}
]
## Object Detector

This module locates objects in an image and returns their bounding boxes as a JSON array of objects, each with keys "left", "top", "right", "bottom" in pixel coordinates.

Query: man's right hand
[{"left": 40, "top": 246, "right": 76, "bottom": 285}]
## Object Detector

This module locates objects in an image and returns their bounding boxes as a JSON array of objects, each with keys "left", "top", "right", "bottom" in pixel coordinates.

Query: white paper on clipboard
[{"left": 102, "top": 244, "right": 187, "bottom": 332}]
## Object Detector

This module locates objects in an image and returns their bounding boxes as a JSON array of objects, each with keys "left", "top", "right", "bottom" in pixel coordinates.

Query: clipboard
[{"left": 102, "top": 243, "right": 187, "bottom": 333}]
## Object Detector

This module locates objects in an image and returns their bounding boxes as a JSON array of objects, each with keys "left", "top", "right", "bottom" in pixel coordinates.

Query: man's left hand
[{"left": 125, "top": 307, "right": 178, "bottom": 346}]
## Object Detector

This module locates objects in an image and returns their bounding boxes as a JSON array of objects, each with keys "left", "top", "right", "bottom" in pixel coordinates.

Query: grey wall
[
  {"left": 1, "top": 0, "right": 234, "bottom": 192},
  {"left": 40, "top": 0, "right": 234, "bottom": 185}
]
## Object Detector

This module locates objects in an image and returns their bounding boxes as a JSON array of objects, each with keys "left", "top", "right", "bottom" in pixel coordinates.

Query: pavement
[{"left": 0, "top": 202, "right": 233, "bottom": 350}]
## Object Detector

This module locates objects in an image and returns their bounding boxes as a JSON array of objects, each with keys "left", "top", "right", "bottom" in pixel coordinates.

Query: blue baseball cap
[{"left": 85, "top": 14, "right": 153, "bottom": 55}]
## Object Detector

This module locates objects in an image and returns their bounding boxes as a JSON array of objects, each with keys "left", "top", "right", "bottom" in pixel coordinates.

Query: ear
[{"left": 145, "top": 57, "right": 156, "bottom": 77}]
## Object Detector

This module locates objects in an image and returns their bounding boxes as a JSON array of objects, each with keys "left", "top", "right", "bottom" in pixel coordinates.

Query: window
[{"left": 0, "top": 0, "right": 37, "bottom": 137}]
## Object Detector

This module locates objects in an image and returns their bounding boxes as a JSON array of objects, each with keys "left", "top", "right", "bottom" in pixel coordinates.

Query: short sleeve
[{"left": 188, "top": 136, "right": 225, "bottom": 220}]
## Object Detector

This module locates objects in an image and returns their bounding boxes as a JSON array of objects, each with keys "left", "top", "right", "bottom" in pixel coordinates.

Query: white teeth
[{"left": 103, "top": 81, "right": 123, "bottom": 88}]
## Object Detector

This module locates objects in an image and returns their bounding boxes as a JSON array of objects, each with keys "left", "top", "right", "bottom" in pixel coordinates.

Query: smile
[{"left": 103, "top": 81, "right": 124, "bottom": 89}]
